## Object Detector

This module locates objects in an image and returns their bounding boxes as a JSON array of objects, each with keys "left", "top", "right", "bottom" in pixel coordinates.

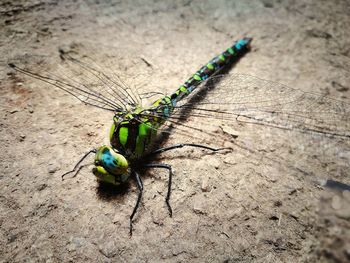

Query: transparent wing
[
  {"left": 164, "top": 74, "right": 350, "bottom": 139},
  {"left": 7, "top": 49, "right": 148, "bottom": 113},
  {"left": 142, "top": 73, "right": 350, "bottom": 184}
]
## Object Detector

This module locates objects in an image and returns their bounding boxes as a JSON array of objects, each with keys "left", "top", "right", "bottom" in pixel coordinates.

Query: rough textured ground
[{"left": 1, "top": 0, "right": 350, "bottom": 262}]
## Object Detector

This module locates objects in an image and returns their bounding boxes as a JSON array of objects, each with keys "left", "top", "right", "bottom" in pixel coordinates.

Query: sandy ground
[{"left": 1, "top": 0, "right": 350, "bottom": 262}]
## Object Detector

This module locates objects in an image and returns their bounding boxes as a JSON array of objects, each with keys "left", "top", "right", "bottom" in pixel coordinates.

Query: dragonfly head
[{"left": 92, "top": 146, "right": 129, "bottom": 185}]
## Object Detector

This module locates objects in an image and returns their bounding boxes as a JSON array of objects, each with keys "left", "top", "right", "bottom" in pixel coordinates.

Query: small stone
[
  {"left": 19, "top": 134, "right": 26, "bottom": 141},
  {"left": 221, "top": 125, "right": 239, "bottom": 138},
  {"left": 331, "top": 195, "right": 342, "bottom": 210},
  {"left": 223, "top": 156, "right": 237, "bottom": 165},
  {"left": 151, "top": 210, "right": 165, "bottom": 226},
  {"left": 48, "top": 163, "right": 59, "bottom": 174},
  {"left": 201, "top": 176, "right": 209, "bottom": 192},
  {"left": 98, "top": 241, "right": 118, "bottom": 258},
  {"left": 193, "top": 199, "right": 206, "bottom": 214}
]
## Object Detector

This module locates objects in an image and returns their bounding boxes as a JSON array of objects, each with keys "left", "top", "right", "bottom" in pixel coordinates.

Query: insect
[{"left": 8, "top": 37, "right": 350, "bottom": 235}]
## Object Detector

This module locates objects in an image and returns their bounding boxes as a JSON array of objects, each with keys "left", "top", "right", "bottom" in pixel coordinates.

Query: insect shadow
[{"left": 96, "top": 181, "right": 131, "bottom": 202}]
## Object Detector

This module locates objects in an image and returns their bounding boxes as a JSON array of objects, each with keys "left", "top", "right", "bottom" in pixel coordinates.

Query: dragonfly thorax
[{"left": 109, "top": 108, "right": 158, "bottom": 159}]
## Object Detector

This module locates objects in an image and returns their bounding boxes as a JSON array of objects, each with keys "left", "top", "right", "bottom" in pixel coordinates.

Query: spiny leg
[
  {"left": 129, "top": 171, "right": 144, "bottom": 236},
  {"left": 148, "top": 143, "right": 231, "bottom": 157},
  {"left": 61, "top": 149, "right": 97, "bottom": 180},
  {"left": 62, "top": 163, "right": 91, "bottom": 180},
  {"left": 144, "top": 163, "right": 173, "bottom": 217}
]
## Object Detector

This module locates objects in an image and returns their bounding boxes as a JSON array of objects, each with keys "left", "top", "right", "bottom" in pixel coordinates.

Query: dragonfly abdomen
[{"left": 169, "top": 37, "right": 252, "bottom": 105}]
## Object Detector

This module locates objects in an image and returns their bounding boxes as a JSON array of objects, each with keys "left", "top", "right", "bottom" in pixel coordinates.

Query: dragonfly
[{"left": 8, "top": 38, "right": 350, "bottom": 235}]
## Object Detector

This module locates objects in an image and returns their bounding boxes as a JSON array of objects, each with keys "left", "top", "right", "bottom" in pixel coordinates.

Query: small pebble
[
  {"left": 223, "top": 156, "right": 237, "bottom": 165},
  {"left": 331, "top": 195, "right": 342, "bottom": 210},
  {"left": 98, "top": 241, "right": 118, "bottom": 258},
  {"left": 48, "top": 163, "right": 59, "bottom": 174},
  {"left": 220, "top": 125, "right": 239, "bottom": 138},
  {"left": 201, "top": 176, "right": 209, "bottom": 192},
  {"left": 193, "top": 200, "right": 206, "bottom": 214},
  {"left": 151, "top": 210, "right": 165, "bottom": 226}
]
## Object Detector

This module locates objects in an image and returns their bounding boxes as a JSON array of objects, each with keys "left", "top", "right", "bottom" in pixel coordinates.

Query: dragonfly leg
[
  {"left": 130, "top": 171, "right": 144, "bottom": 236},
  {"left": 143, "top": 163, "right": 173, "bottom": 217},
  {"left": 64, "top": 163, "right": 91, "bottom": 179},
  {"left": 148, "top": 143, "right": 231, "bottom": 156},
  {"left": 61, "top": 149, "right": 97, "bottom": 180}
]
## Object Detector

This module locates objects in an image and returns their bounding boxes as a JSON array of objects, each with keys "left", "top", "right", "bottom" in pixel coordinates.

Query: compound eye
[{"left": 94, "top": 146, "right": 129, "bottom": 177}]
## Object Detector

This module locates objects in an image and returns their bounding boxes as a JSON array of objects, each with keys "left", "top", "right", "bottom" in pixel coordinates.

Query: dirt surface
[{"left": 1, "top": 0, "right": 350, "bottom": 262}]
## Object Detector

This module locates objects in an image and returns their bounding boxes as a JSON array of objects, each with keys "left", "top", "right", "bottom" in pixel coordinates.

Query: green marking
[
  {"left": 179, "top": 86, "right": 188, "bottom": 94},
  {"left": 219, "top": 54, "right": 225, "bottom": 61},
  {"left": 119, "top": 127, "right": 128, "bottom": 146},
  {"left": 138, "top": 123, "right": 148, "bottom": 137},
  {"left": 135, "top": 123, "right": 149, "bottom": 155},
  {"left": 193, "top": 74, "right": 201, "bottom": 81},
  {"left": 109, "top": 122, "right": 116, "bottom": 141},
  {"left": 154, "top": 100, "right": 160, "bottom": 106},
  {"left": 207, "top": 63, "right": 214, "bottom": 70},
  {"left": 164, "top": 96, "right": 171, "bottom": 104},
  {"left": 227, "top": 48, "right": 234, "bottom": 54}
]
